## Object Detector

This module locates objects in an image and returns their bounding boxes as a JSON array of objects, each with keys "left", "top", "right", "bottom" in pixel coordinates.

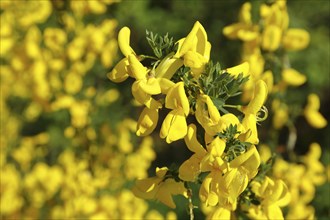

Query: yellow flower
[
  {"left": 223, "top": 3, "right": 259, "bottom": 42},
  {"left": 199, "top": 142, "right": 260, "bottom": 210},
  {"left": 132, "top": 167, "right": 187, "bottom": 209},
  {"left": 160, "top": 82, "right": 190, "bottom": 143},
  {"left": 282, "top": 28, "right": 310, "bottom": 51},
  {"left": 242, "top": 80, "right": 268, "bottom": 144},
  {"left": 175, "top": 21, "right": 211, "bottom": 78},
  {"left": 304, "top": 93, "right": 327, "bottom": 128},
  {"left": 248, "top": 177, "right": 291, "bottom": 220}
]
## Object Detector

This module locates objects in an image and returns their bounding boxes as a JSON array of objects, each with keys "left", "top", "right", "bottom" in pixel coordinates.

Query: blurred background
[{"left": 1, "top": 0, "right": 329, "bottom": 219}]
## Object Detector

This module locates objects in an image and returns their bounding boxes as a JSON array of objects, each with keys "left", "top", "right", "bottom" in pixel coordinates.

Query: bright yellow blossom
[
  {"left": 304, "top": 93, "right": 327, "bottom": 128},
  {"left": 160, "top": 82, "right": 190, "bottom": 143},
  {"left": 248, "top": 177, "right": 291, "bottom": 220},
  {"left": 132, "top": 167, "right": 187, "bottom": 209}
]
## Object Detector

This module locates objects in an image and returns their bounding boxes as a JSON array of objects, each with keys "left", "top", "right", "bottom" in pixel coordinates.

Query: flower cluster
[
  {"left": 108, "top": 20, "right": 292, "bottom": 219},
  {"left": 223, "top": 0, "right": 327, "bottom": 130},
  {"left": 1, "top": 1, "right": 175, "bottom": 219},
  {"left": 223, "top": 0, "right": 329, "bottom": 219}
]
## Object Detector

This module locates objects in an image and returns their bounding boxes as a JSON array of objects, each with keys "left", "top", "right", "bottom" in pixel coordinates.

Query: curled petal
[
  {"left": 118, "top": 27, "right": 135, "bottom": 57},
  {"left": 107, "top": 58, "right": 129, "bottom": 82},
  {"left": 184, "top": 124, "right": 206, "bottom": 155},
  {"left": 136, "top": 107, "right": 159, "bottom": 136},
  {"left": 243, "top": 80, "right": 268, "bottom": 115},
  {"left": 128, "top": 54, "right": 147, "bottom": 80},
  {"left": 282, "top": 68, "right": 306, "bottom": 86},
  {"left": 304, "top": 109, "right": 327, "bottom": 129},
  {"left": 242, "top": 114, "right": 259, "bottom": 144}
]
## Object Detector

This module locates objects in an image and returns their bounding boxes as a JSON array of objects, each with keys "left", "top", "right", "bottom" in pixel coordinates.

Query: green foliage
[
  {"left": 216, "top": 124, "right": 252, "bottom": 162},
  {"left": 146, "top": 30, "right": 177, "bottom": 59}
]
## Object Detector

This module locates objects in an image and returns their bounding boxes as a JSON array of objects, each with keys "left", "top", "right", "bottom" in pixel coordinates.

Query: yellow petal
[
  {"left": 176, "top": 21, "right": 200, "bottom": 57},
  {"left": 207, "top": 136, "right": 225, "bottom": 157},
  {"left": 223, "top": 23, "right": 248, "bottom": 40},
  {"left": 304, "top": 109, "right": 327, "bottom": 129},
  {"left": 136, "top": 107, "right": 159, "bottom": 136},
  {"left": 156, "top": 167, "right": 169, "bottom": 178},
  {"left": 242, "top": 114, "right": 259, "bottom": 144},
  {"left": 183, "top": 51, "right": 206, "bottom": 69},
  {"left": 282, "top": 68, "right": 306, "bottom": 86},
  {"left": 165, "top": 82, "right": 190, "bottom": 116},
  {"left": 239, "top": 2, "right": 252, "bottom": 24},
  {"left": 179, "top": 155, "right": 202, "bottom": 181},
  {"left": 243, "top": 80, "right": 268, "bottom": 115},
  {"left": 128, "top": 54, "right": 147, "bottom": 80},
  {"left": 282, "top": 28, "right": 310, "bottom": 51},
  {"left": 266, "top": 204, "right": 284, "bottom": 220},
  {"left": 157, "top": 179, "right": 186, "bottom": 208},
  {"left": 208, "top": 207, "right": 231, "bottom": 220},
  {"left": 230, "top": 145, "right": 260, "bottom": 179},
  {"left": 237, "top": 29, "right": 259, "bottom": 41},
  {"left": 226, "top": 62, "right": 250, "bottom": 78},
  {"left": 261, "top": 70, "right": 274, "bottom": 93},
  {"left": 107, "top": 58, "right": 129, "bottom": 82},
  {"left": 158, "top": 78, "right": 175, "bottom": 94},
  {"left": 118, "top": 27, "right": 135, "bottom": 57},
  {"left": 132, "top": 81, "right": 162, "bottom": 108},
  {"left": 132, "top": 177, "right": 159, "bottom": 200},
  {"left": 305, "top": 93, "right": 320, "bottom": 110},
  {"left": 262, "top": 25, "right": 282, "bottom": 51},
  {"left": 195, "top": 22, "right": 208, "bottom": 56},
  {"left": 155, "top": 54, "right": 183, "bottom": 79},
  {"left": 184, "top": 124, "right": 206, "bottom": 155},
  {"left": 160, "top": 108, "right": 188, "bottom": 143},
  {"left": 139, "top": 78, "right": 161, "bottom": 95}
]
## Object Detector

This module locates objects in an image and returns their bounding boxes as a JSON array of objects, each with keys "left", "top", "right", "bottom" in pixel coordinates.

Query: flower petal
[{"left": 118, "top": 27, "right": 135, "bottom": 57}]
